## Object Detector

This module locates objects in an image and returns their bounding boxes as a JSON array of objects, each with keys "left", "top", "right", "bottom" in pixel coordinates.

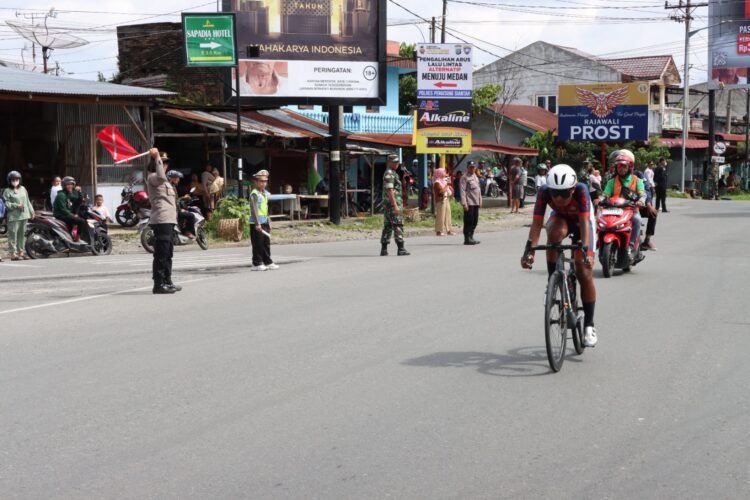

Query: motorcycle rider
[
  {"left": 521, "top": 164, "right": 598, "bottom": 347},
  {"left": 167, "top": 170, "right": 196, "bottom": 239},
  {"left": 53, "top": 176, "right": 88, "bottom": 243},
  {"left": 601, "top": 149, "right": 646, "bottom": 261}
]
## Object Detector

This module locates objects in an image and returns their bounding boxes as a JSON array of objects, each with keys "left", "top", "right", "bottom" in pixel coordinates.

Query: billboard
[
  {"left": 557, "top": 82, "right": 649, "bottom": 142},
  {"left": 416, "top": 43, "right": 473, "bottom": 154},
  {"left": 708, "top": 0, "right": 750, "bottom": 90},
  {"left": 222, "top": 0, "right": 386, "bottom": 105}
]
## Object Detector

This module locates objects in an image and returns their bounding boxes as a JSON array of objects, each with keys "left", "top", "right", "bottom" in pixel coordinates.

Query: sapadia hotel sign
[
  {"left": 222, "top": 0, "right": 385, "bottom": 104},
  {"left": 557, "top": 82, "right": 649, "bottom": 142}
]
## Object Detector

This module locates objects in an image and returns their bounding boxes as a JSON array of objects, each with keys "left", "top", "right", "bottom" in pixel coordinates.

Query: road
[{"left": 1, "top": 198, "right": 749, "bottom": 499}]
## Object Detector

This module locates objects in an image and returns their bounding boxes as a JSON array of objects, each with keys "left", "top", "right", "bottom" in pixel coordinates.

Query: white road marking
[{"left": 0, "top": 277, "right": 211, "bottom": 316}]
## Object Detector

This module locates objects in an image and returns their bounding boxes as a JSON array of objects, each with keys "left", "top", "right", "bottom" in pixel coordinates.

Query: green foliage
[
  {"left": 522, "top": 131, "right": 556, "bottom": 162},
  {"left": 605, "top": 137, "right": 671, "bottom": 168},
  {"left": 399, "top": 74, "right": 417, "bottom": 116},
  {"left": 450, "top": 199, "right": 464, "bottom": 223},
  {"left": 399, "top": 42, "right": 416, "bottom": 59},
  {"left": 96, "top": 71, "right": 107, "bottom": 82},
  {"left": 559, "top": 140, "right": 598, "bottom": 168},
  {"left": 472, "top": 84, "right": 501, "bottom": 117},
  {"left": 207, "top": 195, "right": 251, "bottom": 239}
]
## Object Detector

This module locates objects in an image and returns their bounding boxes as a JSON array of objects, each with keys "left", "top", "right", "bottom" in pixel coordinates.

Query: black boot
[
  {"left": 380, "top": 243, "right": 389, "bottom": 256},
  {"left": 397, "top": 242, "right": 410, "bottom": 256},
  {"left": 470, "top": 232, "right": 480, "bottom": 244},
  {"left": 164, "top": 277, "right": 182, "bottom": 292},
  {"left": 153, "top": 280, "right": 176, "bottom": 294}
]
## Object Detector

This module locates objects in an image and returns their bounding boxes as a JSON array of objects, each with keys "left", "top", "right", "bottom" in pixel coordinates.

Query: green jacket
[
  {"left": 53, "top": 189, "right": 83, "bottom": 219},
  {"left": 2, "top": 186, "right": 35, "bottom": 222}
]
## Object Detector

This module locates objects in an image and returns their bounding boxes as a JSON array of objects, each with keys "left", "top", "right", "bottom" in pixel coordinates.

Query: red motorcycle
[
  {"left": 115, "top": 183, "right": 150, "bottom": 227},
  {"left": 596, "top": 196, "right": 645, "bottom": 278}
]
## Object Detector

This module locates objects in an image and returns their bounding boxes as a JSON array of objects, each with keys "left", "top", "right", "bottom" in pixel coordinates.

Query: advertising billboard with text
[
  {"left": 558, "top": 82, "right": 649, "bottom": 142},
  {"left": 222, "top": 0, "right": 385, "bottom": 105},
  {"left": 708, "top": 0, "right": 750, "bottom": 90}
]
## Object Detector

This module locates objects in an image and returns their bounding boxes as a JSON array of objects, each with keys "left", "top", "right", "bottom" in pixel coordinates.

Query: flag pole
[{"left": 114, "top": 150, "right": 151, "bottom": 165}]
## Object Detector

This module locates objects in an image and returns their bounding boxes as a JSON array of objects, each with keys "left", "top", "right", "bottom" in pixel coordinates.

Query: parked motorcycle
[
  {"left": 487, "top": 171, "right": 508, "bottom": 198},
  {"left": 596, "top": 196, "right": 645, "bottom": 278},
  {"left": 116, "top": 182, "right": 150, "bottom": 227},
  {"left": 25, "top": 194, "right": 112, "bottom": 259},
  {"left": 0, "top": 215, "right": 6, "bottom": 236},
  {"left": 139, "top": 193, "right": 208, "bottom": 253}
]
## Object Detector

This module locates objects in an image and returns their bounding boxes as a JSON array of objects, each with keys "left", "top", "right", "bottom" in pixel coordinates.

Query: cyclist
[
  {"left": 521, "top": 164, "right": 598, "bottom": 347},
  {"left": 601, "top": 149, "right": 646, "bottom": 261}
]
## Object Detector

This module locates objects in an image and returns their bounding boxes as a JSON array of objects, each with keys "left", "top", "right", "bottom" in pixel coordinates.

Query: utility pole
[
  {"left": 666, "top": 0, "right": 708, "bottom": 192},
  {"left": 441, "top": 0, "right": 447, "bottom": 43},
  {"left": 430, "top": 17, "right": 436, "bottom": 44}
]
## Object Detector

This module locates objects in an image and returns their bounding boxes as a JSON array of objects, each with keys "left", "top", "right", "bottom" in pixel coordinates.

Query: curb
[{"left": 0, "top": 257, "right": 310, "bottom": 283}]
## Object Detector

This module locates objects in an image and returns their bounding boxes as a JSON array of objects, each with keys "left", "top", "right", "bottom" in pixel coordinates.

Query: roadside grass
[
  {"left": 725, "top": 191, "right": 750, "bottom": 200},
  {"left": 667, "top": 190, "right": 689, "bottom": 198}
]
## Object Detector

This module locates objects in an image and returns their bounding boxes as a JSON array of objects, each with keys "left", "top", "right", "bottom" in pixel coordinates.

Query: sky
[{"left": 0, "top": 0, "right": 712, "bottom": 85}]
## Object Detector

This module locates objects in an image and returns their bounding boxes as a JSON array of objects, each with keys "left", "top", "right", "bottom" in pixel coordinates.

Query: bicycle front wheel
[{"left": 544, "top": 272, "right": 567, "bottom": 372}]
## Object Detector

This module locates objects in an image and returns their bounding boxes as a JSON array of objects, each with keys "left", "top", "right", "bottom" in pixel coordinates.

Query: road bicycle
[{"left": 528, "top": 238, "right": 587, "bottom": 372}]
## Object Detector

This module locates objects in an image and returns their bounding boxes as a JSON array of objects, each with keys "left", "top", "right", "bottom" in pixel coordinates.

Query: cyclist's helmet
[
  {"left": 62, "top": 176, "right": 76, "bottom": 186},
  {"left": 7, "top": 170, "right": 21, "bottom": 183},
  {"left": 546, "top": 164, "right": 577, "bottom": 189},
  {"left": 614, "top": 149, "right": 635, "bottom": 175},
  {"left": 166, "top": 170, "right": 183, "bottom": 180}
]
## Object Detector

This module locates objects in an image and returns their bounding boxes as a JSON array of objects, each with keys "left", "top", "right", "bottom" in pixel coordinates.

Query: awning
[
  {"left": 347, "top": 133, "right": 538, "bottom": 155},
  {"left": 157, "top": 108, "right": 329, "bottom": 139},
  {"left": 657, "top": 137, "right": 709, "bottom": 149}
]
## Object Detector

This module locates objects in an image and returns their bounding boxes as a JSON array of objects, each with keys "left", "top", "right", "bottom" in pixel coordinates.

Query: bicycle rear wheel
[{"left": 544, "top": 272, "right": 567, "bottom": 372}]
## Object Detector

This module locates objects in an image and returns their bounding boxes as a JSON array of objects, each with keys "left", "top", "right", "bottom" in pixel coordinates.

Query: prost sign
[{"left": 558, "top": 82, "right": 649, "bottom": 142}]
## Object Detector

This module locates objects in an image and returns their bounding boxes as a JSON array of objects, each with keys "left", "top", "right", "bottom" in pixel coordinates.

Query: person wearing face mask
[{"left": 2, "top": 171, "right": 35, "bottom": 261}]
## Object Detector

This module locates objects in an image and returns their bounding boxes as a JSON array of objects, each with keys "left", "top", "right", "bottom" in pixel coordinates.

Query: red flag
[{"left": 96, "top": 126, "right": 140, "bottom": 163}]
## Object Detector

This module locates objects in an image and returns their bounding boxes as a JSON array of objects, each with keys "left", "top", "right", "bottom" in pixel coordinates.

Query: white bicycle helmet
[{"left": 546, "top": 164, "right": 577, "bottom": 189}]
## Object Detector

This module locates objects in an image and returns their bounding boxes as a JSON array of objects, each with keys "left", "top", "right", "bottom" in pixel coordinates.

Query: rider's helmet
[
  {"left": 7, "top": 170, "right": 21, "bottom": 184},
  {"left": 62, "top": 176, "right": 76, "bottom": 186},
  {"left": 538, "top": 163, "right": 549, "bottom": 172},
  {"left": 608, "top": 149, "right": 621, "bottom": 166},
  {"left": 614, "top": 149, "right": 635, "bottom": 176},
  {"left": 546, "top": 164, "right": 577, "bottom": 189},
  {"left": 166, "top": 170, "right": 183, "bottom": 180}
]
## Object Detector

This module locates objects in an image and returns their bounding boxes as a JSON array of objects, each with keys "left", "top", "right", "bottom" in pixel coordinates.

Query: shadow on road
[{"left": 403, "top": 347, "right": 582, "bottom": 377}]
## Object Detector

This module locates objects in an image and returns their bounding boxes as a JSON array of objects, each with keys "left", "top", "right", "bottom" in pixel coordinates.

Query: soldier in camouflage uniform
[{"left": 381, "top": 154, "right": 410, "bottom": 256}]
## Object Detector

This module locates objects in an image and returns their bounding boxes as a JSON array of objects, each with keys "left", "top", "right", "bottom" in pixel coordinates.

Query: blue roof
[{"left": 0, "top": 65, "right": 174, "bottom": 99}]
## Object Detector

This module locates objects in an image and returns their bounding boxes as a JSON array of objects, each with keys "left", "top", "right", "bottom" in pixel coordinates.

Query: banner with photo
[
  {"left": 558, "top": 82, "right": 649, "bottom": 142},
  {"left": 416, "top": 43, "right": 473, "bottom": 154},
  {"left": 708, "top": 0, "right": 750, "bottom": 90},
  {"left": 222, "top": 0, "right": 385, "bottom": 103}
]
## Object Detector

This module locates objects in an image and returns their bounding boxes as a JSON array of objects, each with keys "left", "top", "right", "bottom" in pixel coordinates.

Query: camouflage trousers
[{"left": 381, "top": 209, "right": 405, "bottom": 245}]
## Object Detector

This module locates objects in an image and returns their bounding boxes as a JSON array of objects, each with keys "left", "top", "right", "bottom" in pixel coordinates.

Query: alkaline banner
[
  {"left": 416, "top": 43, "right": 473, "bottom": 154},
  {"left": 557, "top": 82, "right": 649, "bottom": 142}
]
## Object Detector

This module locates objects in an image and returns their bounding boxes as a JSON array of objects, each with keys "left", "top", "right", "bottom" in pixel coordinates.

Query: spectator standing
[
  {"left": 249, "top": 169, "right": 279, "bottom": 270},
  {"left": 509, "top": 157, "right": 522, "bottom": 214},
  {"left": 635, "top": 169, "right": 659, "bottom": 251},
  {"left": 644, "top": 161, "right": 656, "bottom": 191},
  {"left": 460, "top": 160, "right": 482, "bottom": 245},
  {"left": 433, "top": 167, "right": 454, "bottom": 236},
  {"left": 653, "top": 158, "right": 669, "bottom": 212},
  {"left": 201, "top": 163, "right": 216, "bottom": 212},
  {"left": 2, "top": 171, "right": 34, "bottom": 261},
  {"left": 453, "top": 170, "right": 463, "bottom": 203},
  {"left": 520, "top": 160, "right": 529, "bottom": 208},
  {"left": 210, "top": 167, "right": 225, "bottom": 205},
  {"left": 49, "top": 176, "right": 62, "bottom": 209},
  {"left": 146, "top": 148, "right": 180, "bottom": 294},
  {"left": 380, "top": 154, "right": 410, "bottom": 256}
]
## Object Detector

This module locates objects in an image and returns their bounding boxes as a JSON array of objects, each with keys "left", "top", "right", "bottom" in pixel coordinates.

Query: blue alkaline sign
[{"left": 558, "top": 82, "right": 649, "bottom": 142}]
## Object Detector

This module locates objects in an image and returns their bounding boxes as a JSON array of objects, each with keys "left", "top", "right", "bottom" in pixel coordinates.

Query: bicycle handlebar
[{"left": 529, "top": 242, "right": 588, "bottom": 253}]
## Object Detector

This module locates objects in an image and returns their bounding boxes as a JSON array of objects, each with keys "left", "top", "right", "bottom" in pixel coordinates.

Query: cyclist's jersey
[{"left": 533, "top": 182, "right": 592, "bottom": 222}]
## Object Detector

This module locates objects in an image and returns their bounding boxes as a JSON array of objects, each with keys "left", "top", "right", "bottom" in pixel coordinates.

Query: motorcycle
[
  {"left": 596, "top": 196, "right": 645, "bottom": 278},
  {"left": 139, "top": 192, "right": 208, "bottom": 253},
  {"left": 487, "top": 171, "right": 508, "bottom": 198},
  {"left": 0, "top": 215, "right": 6, "bottom": 236},
  {"left": 25, "top": 194, "right": 112, "bottom": 259},
  {"left": 115, "top": 182, "right": 150, "bottom": 227}
]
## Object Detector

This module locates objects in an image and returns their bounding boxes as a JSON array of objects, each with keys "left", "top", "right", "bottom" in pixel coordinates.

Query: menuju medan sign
[{"left": 557, "top": 82, "right": 649, "bottom": 142}]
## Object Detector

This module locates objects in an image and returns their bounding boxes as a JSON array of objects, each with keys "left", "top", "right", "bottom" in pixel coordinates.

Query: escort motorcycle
[{"left": 596, "top": 196, "right": 645, "bottom": 278}]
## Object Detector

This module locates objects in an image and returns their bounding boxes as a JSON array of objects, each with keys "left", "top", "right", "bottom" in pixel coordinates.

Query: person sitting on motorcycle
[
  {"left": 601, "top": 149, "right": 646, "bottom": 261},
  {"left": 167, "top": 170, "right": 196, "bottom": 239},
  {"left": 521, "top": 164, "right": 599, "bottom": 347},
  {"left": 53, "top": 176, "right": 88, "bottom": 242}
]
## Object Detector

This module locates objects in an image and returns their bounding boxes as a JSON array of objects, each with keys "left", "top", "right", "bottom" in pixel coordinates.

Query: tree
[
  {"left": 605, "top": 138, "right": 671, "bottom": 168},
  {"left": 96, "top": 71, "right": 106, "bottom": 82},
  {"left": 398, "top": 74, "right": 417, "bottom": 116},
  {"left": 399, "top": 42, "right": 416, "bottom": 60},
  {"left": 472, "top": 83, "right": 501, "bottom": 117}
]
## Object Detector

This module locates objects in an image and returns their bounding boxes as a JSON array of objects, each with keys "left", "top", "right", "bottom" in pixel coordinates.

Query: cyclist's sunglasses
[{"left": 550, "top": 188, "right": 573, "bottom": 199}]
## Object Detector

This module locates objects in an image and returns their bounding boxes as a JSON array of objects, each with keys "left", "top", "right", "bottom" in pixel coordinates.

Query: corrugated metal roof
[
  {"left": 657, "top": 137, "right": 709, "bottom": 149},
  {"left": 158, "top": 108, "right": 330, "bottom": 139},
  {"left": 0, "top": 65, "right": 174, "bottom": 99}
]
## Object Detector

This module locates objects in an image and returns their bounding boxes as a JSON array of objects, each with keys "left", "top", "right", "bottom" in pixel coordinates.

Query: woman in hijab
[
  {"left": 2, "top": 170, "right": 35, "bottom": 261},
  {"left": 433, "top": 167, "right": 454, "bottom": 236}
]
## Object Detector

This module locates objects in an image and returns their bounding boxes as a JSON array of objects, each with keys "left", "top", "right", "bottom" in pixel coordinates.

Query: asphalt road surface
[{"left": 1, "top": 199, "right": 749, "bottom": 499}]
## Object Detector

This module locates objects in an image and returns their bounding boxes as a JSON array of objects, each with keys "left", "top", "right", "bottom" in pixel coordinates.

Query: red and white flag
[{"left": 96, "top": 126, "right": 140, "bottom": 163}]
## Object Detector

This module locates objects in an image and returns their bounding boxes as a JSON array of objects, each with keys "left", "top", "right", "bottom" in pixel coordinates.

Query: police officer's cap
[
  {"left": 467, "top": 160, "right": 476, "bottom": 167},
  {"left": 254, "top": 169, "right": 270, "bottom": 179},
  {"left": 388, "top": 154, "right": 399, "bottom": 162}
]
